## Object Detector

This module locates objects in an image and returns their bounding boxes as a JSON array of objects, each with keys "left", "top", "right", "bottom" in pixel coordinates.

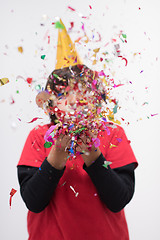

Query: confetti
[
  {"left": 151, "top": 113, "right": 158, "bottom": 117},
  {"left": 0, "top": 78, "right": 9, "bottom": 86},
  {"left": 113, "top": 84, "right": 124, "bottom": 88},
  {"left": 35, "top": 84, "right": 41, "bottom": 90},
  {"left": 116, "top": 138, "right": 122, "bottom": 142},
  {"left": 9, "top": 188, "right": 17, "bottom": 208},
  {"left": 118, "top": 56, "right": 128, "bottom": 66},
  {"left": 44, "top": 142, "right": 52, "bottom": 148},
  {"left": 109, "top": 143, "right": 117, "bottom": 148},
  {"left": 48, "top": 36, "right": 50, "bottom": 44},
  {"left": 103, "top": 161, "right": 112, "bottom": 168},
  {"left": 70, "top": 186, "right": 79, "bottom": 197},
  {"left": 113, "top": 104, "right": 118, "bottom": 114},
  {"left": 92, "top": 138, "right": 100, "bottom": 148},
  {"left": 18, "top": 46, "right": 23, "bottom": 53},
  {"left": 68, "top": 6, "right": 76, "bottom": 11},
  {"left": 26, "top": 77, "right": 33, "bottom": 84},
  {"left": 27, "top": 117, "right": 43, "bottom": 123},
  {"left": 69, "top": 22, "right": 74, "bottom": 31},
  {"left": 41, "top": 55, "right": 46, "bottom": 60}
]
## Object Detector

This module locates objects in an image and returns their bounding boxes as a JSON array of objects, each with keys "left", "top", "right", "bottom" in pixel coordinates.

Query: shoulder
[
  {"left": 29, "top": 124, "right": 52, "bottom": 139},
  {"left": 102, "top": 122, "right": 125, "bottom": 138},
  {"left": 99, "top": 122, "right": 127, "bottom": 149}
]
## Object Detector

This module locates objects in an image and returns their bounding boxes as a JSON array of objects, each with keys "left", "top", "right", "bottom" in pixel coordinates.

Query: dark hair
[{"left": 45, "top": 64, "right": 100, "bottom": 123}]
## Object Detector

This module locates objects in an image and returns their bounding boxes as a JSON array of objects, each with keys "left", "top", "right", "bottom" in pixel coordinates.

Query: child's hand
[
  {"left": 47, "top": 132, "right": 71, "bottom": 170},
  {"left": 76, "top": 131, "right": 101, "bottom": 167}
]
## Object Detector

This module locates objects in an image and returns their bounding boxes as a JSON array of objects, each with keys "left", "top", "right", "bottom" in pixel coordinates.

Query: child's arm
[
  {"left": 17, "top": 132, "right": 71, "bottom": 213},
  {"left": 17, "top": 158, "right": 65, "bottom": 213},
  {"left": 17, "top": 156, "right": 135, "bottom": 213},
  {"left": 84, "top": 153, "right": 136, "bottom": 212}
]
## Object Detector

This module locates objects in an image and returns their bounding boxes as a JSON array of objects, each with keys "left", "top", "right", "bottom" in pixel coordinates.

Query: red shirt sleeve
[
  {"left": 99, "top": 124, "right": 138, "bottom": 169},
  {"left": 17, "top": 125, "right": 47, "bottom": 168}
]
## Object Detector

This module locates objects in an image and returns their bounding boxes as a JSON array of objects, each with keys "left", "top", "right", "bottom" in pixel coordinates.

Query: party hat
[{"left": 55, "top": 19, "right": 83, "bottom": 69}]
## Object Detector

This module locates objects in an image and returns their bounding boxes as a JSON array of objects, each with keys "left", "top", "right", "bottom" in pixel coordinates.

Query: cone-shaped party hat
[{"left": 55, "top": 19, "right": 83, "bottom": 69}]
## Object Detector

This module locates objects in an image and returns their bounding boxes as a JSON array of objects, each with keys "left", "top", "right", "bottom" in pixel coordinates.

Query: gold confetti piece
[
  {"left": 84, "top": 35, "right": 89, "bottom": 43},
  {"left": 18, "top": 46, "right": 23, "bottom": 53},
  {"left": 93, "top": 48, "right": 100, "bottom": 53},
  {"left": 0, "top": 78, "right": 9, "bottom": 86},
  {"left": 109, "top": 143, "right": 117, "bottom": 148},
  {"left": 92, "top": 59, "right": 97, "bottom": 65},
  {"left": 92, "top": 53, "right": 97, "bottom": 58}
]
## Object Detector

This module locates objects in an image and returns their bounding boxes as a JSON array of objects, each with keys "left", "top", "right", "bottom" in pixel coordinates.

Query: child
[{"left": 17, "top": 20, "right": 138, "bottom": 240}]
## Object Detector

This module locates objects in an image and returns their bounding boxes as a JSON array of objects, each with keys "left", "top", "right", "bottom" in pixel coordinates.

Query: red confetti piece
[
  {"left": 10, "top": 97, "right": 15, "bottom": 104},
  {"left": 27, "top": 117, "right": 43, "bottom": 123},
  {"left": 26, "top": 77, "right": 33, "bottom": 84},
  {"left": 69, "top": 22, "right": 74, "bottom": 30},
  {"left": 68, "top": 6, "right": 76, "bottom": 11},
  {"left": 48, "top": 36, "right": 50, "bottom": 44},
  {"left": 89, "top": 5, "right": 92, "bottom": 9},
  {"left": 118, "top": 56, "right": 128, "bottom": 66},
  {"left": 95, "top": 32, "right": 102, "bottom": 42},
  {"left": 9, "top": 188, "right": 17, "bottom": 208}
]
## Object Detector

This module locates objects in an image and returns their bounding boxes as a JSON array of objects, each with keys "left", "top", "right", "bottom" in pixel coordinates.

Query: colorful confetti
[
  {"left": 0, "top": 78, "right": 9, "bottom": 86},
  {"left": 9, "top": 188, "right": 17, "bottom": 208},
  {"left": 27, "top": 117, "right": 43, "bottom": 123}
]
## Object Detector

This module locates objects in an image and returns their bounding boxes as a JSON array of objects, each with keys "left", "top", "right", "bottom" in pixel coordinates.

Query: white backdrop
[{"left": 0, "top": 0, "right": 160, "bottom": 239}]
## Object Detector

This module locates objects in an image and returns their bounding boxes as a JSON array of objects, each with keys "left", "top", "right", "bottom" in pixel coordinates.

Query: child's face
[{"left": 53, "top": 89, "right": 92, "bottom": 118}]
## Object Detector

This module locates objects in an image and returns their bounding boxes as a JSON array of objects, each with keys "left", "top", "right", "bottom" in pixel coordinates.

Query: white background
[{"left": 0, "top": 0, "right": 160, "bottom": 239}]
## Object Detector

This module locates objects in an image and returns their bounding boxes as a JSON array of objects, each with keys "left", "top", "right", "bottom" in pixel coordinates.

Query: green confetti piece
[
  {"left": 55, "top": 21, "right": 65, "bottom": 29},
  {"left": 70, "top": 127, "right": 86, "bottom": 134},
  {"left": 16, "top": 90, "right": 19, "bottom": 94},
  {"left": 99, "top": 113, "right": 103, "bottom": 117},
  {"left": 35, "top": 84, "right": 41, "bottom": 90},
  {"left": 122, "top": 33, "right": 127, "bottom": 38},
  {"left": 44, "top": 142, "right": 52, "bottom": 148},
  {"left": 105, "top": 59, "right": 110, "bottom": 63},
  {"left": 103, "top": 161, "right": 112, "bottom": 168},
  {"left": 53, "top": 74, "right": 59, "bottom": 78},
  {"left": 120, "top": 38, "right": 124, "bottom": 43},
  {"left": 113, "top": 104, "right": 118, "bottom": 114},
  {"left": 41, "top": 55, "right": 46, "bottom": 60}
]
